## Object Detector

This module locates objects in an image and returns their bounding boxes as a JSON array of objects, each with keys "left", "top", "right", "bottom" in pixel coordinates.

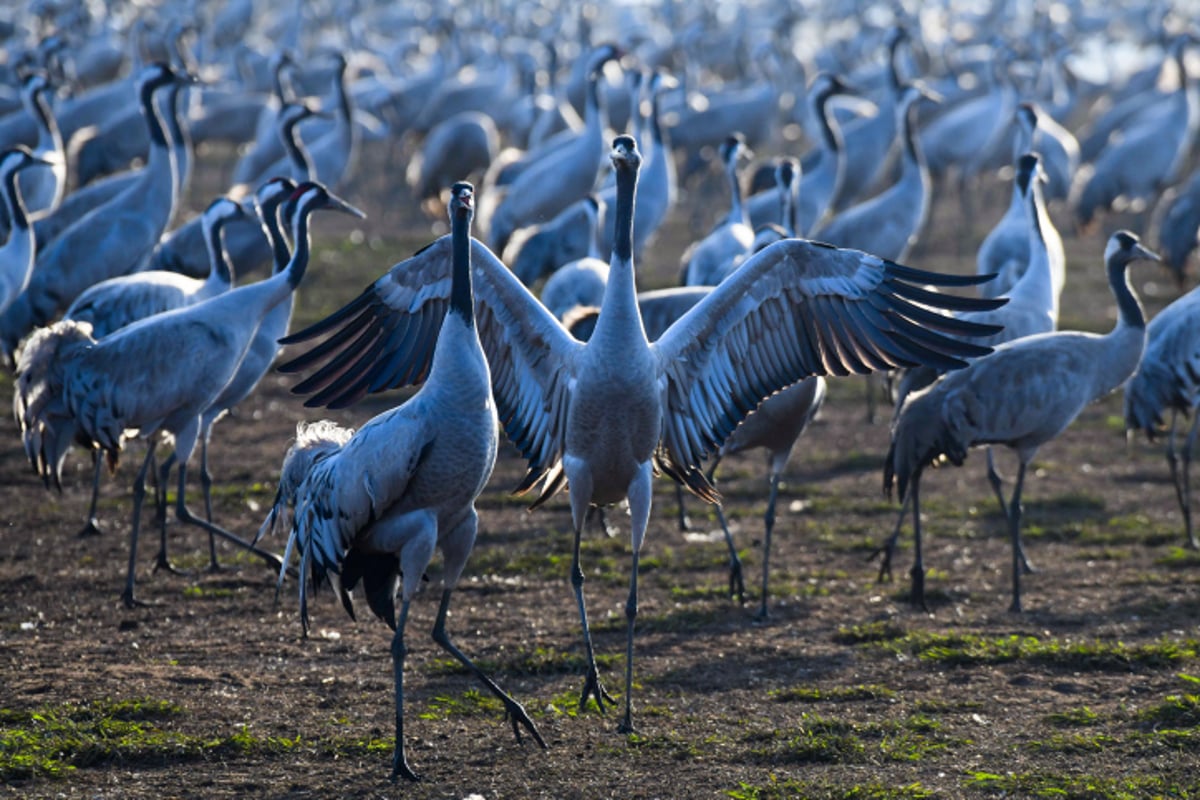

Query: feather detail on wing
[{"left": 652, "top": 237, "right": 1006, "bottom": 477}]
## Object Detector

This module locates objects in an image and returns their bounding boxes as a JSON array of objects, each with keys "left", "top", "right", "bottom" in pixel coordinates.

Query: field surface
[{"left": 2, "top": 138, "right": 1199, "bottom": 800}]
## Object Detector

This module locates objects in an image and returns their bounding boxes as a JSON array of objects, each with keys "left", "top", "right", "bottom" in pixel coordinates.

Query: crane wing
[{"left": 652, "top": 237, "right": 1006, "bottom": 477}]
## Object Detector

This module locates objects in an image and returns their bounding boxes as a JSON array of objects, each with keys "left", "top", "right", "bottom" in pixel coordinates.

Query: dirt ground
[{"left": 2, "top": 134, "right": 1199, "bottom": 800}]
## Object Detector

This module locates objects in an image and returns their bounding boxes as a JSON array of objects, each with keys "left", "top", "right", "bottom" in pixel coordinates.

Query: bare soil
[{"left": 2, "top": 138, "right": 1199, "bottom": 800}]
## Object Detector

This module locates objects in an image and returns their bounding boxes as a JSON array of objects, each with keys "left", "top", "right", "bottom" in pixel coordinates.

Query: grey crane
[
  {"left": 567, "top": 285, "right": 826, "bottom": 618},
  {"left": 406, "top": 110, "right": 498, "bottom": 214},
  {"left": 1151, "top": 169, "right": 1200, "bottom": 290},
  {"left": 0, "top": 63, "right": 192, "bottom": 364},
  {"left": 881, "top": 153, "right": 1064, "bottom": 580},
  {"left": 812, "top": 83, "right": 936, "bottom": 264},
  {"left": 977, "top": 131, "right": 1066, "bottom": 304},
  {"left": 278, "top": 135, "right": 1006, "bottom": 732},
  {"left": 17, "top": 181, "right": 359, "bottom": 607},
  {"left": 885, "top": 231, "right": 1160, "bottom": 613},
  {"left": 0, "top": 147, "right": 51, "bottom": 317},
  {"left": 147, "top": 102, "right": 320, "bottom": 280},
  {"left": 1071, "top": 35, "right": 1197, "bottom": 230},
  {"left": 681, "top": 134, "right": 754, "bottom": 286},
  {"left": 796, "top": 73, "right": 856, "bottom": 236},
  {"left": 1124, "top": 281, "right": 1200, "bottom": 550},
  {"left": 163, "top": 178, "right": 300, "bottom": 571},
  {"left": 57, "top": 195, "right": 248, "bottom": 542},
  {"left": 4, "top": 73, "right": 65, "bottom": 228},
  {"left": 262, "top": 183, "right": 545, "bottom": 781},
  {"left": 482, "top": 43, "right": 619, "bottom": 254}
]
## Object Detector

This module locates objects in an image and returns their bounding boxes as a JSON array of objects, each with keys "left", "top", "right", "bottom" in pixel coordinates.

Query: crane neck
[
  {"left": 725, "top": 152, "right": 747, "bottom": 227},
  {"left": 898, "top": 96, "right": 924, "bottom": 172},
  {"left": 280, "top": 113, "right": 315, "bottom": 179},
  {"left": 812, "top": 84, "right": 843, "bottom": 153},
  {"left": 24, "top": 84, "right": 62, "bottom": 154},
  {"left": 140, "top": 78, "right": 172, "bottom": 150},
  {"left": 203, "top": 216, "right": 235, "bottom": 287},
  {"left": 612, "top": 158, "right": 638, "bottom": 266},
  {"left": 285, "top": 203, "right": 316, "bottom": 290},
  {"left": 162, "top": 81, "right": 193, "bottom": 199},
  {"left": 1109, "top": 253, "right": 1145, "bottom": 333},
  {"left": 449, "top": 205, "right": 474, "bottom": 323},
  {"left": 262, "top": 200, "right": 292, "bottom": 275},
  {"left": 0, "top": 161, "right": 31, "bottom": 232}
]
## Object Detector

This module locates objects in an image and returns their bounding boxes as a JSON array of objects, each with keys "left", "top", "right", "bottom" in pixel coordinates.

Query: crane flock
[{"left": 3, "top": 0, "right": 1200, "bottom": 783}]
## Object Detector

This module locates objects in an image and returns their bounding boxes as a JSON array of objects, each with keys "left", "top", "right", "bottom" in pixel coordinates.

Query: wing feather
[{"left": 653, "top": 238, "right": 1007, "bottom": 474}]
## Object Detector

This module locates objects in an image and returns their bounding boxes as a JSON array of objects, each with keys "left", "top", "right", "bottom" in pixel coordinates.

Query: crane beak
[
  {"left": 1133, "top": 243, "right": 1161, "bottom": 263},
  {"left": 324, "top": 192, "right": 367, "bottom": 220}
]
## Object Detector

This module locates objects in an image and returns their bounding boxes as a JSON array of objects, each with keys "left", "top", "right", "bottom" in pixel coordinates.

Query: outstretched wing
[
  {"left": 278, "top": 237, "right": 584, "bottom": 496},
  {"left": 652, "top": 237, "right": 1005, "bottom": 476}
]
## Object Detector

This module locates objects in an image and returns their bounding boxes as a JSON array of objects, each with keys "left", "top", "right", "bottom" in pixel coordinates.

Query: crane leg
[
  {"left": 200, "top": 436, "right": 221, "bottom": 572},
  {"left": 121, "top": 445, "right": 158, "bottom": 608},
  {"left": 753, "top": 472, "right": 782, "bottom": 620},
  {"left": 152, "top": 449, "right": 190, "bottom": 576},
  {"left": 674, "top": 482, "right": 691, "bottom": 531},
  {"left": 909, "top": 476, "right": 929, "bottom": 612},
  {"left": 173, "top": 461, "right": 286, "bottom": 574},
  {"left": 870, "top": 494, "right": 909, "bottom": 583},
  {"left": 618, "top": 462, "right": 653, "bottom": 734},
  {"left": 389, "top": 600, "right": 419, "bottom": 782},
  {"left": 713, "top": 502, "right": 746, "bottom": 605},
  {"left": 567, "top": 468, "right": 615, "bottom": 715},
  {"left": 77, "top": 451, "right": 104, "bottom": 538},
  {"left": 1007, "top": 460, "right": 1030, "bottom": 613},
  {"left": 987, "top": 448, "right": 1035, "bottom": 574},
  {"left": 432, "top": 587, "right": 546, "bottom": 748}
]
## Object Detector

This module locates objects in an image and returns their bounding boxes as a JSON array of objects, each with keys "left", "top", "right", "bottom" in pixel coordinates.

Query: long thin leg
[
  {"left": 570, "top": 506, "right": 614, "bottom": 714},
  {"left": 153, "top": 449, "right": 188, "bottom": 575},
  {"left": 78, "top": 451, "right": 104, "bottom": 538},
  {"left": 1180, "top": 410, "right": 1200, "bottom": 550},
  {"left": 619, "top": 462, "right": 653, "bottom": 735},
  {"left": 909, "top": 475, "right": 928, "bottom": 612},
  {"left": 122, "top": 445, "right": 158, "bottom": 608},
  {"left": 754, "top": 473, "right": 781, "bottom": 620},
  {"left": 431, "top": 588, "right": 546, "bottom": 748},
  {"left": 987, "top": 448, "right": 1034, "bottom": 574},
  {"left": 200, "top": 435, "right": 221, "bottom": 571},
  {"left": 1007, "top": 460, "right": 1029, "bottom": 614},
  {"left": 871, "top": 494, "right": 910, "bottom": 583},
  {"left": 390, "top": 599, "right": 417, "bottom": 782},
  {"left": 713, "top": 503, "right": 746, "bottom": 605},
  {"left": 174, "top": 461, "right": 286, "bottom": 573},
  {"left": 674, "top": 482, "right": 691, "bottom": 532}
]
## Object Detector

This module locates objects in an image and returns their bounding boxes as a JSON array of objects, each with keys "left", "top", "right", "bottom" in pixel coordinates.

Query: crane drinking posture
[
  {"left": 278, "top": 136, "right": 1006, "bottom": 733},
  {"left": 263, "top": 182, "right": 545, "bottom": 781}
]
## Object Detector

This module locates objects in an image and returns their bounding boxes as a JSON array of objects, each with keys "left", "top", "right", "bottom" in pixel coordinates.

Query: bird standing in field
[
  {"left": 1124, "top": 278, "right": 1200, "bottom": 550},
  {"left": 264, "top": 182, "right": 545, "bottom": 781},
  {"left": 885, "top": 231, "right": 1160, "bottom": 612},
  {"left": 279, "top": 136, "right": 1005, "bottom": 733},
  {"left": 17, "top": 181, "right": 356, "bottom": 606}
]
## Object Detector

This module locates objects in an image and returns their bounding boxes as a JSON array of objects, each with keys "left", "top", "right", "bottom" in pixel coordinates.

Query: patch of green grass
[
  {"left": 1136, "top": 693, "right": 1200, "bottom": 729},
  {"left": 728, "top": 779, "right": 934, "bottom": 800},
  {"left": 1157, "top": 547, "right": 1200, "bottom": 568},
  {"left": 1044, "top": 706, "right": 1102, "bottom": 727},
  {"left": 746, "top": 711, "right": 963, "bottom": 766},
  {"left": 417, "top": 689, "right": 503, "bottom": 721},
  {"left": 771, "top": 684, "right": 898, "bottom": 703},
  {"left": 425, "top": 647, "right": 620, "bottom": 678},
  {"left": 0, "top": 698, "right": 301, "bottom": 780},
  {"left": 832, "top": 620, "right": 907, "bottom": 645},
  {"left": 863, "top": 631, "right": 1199, "bottom": 670},
  {"left": 964, "top": 770, "right": 1200, "bottom": 798},
  {"left": 181, "top": 585, "right": 236, "bottom": 599},
  {"left": 1024, "top": 732, "right": 1119, "bottom": 753}
]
